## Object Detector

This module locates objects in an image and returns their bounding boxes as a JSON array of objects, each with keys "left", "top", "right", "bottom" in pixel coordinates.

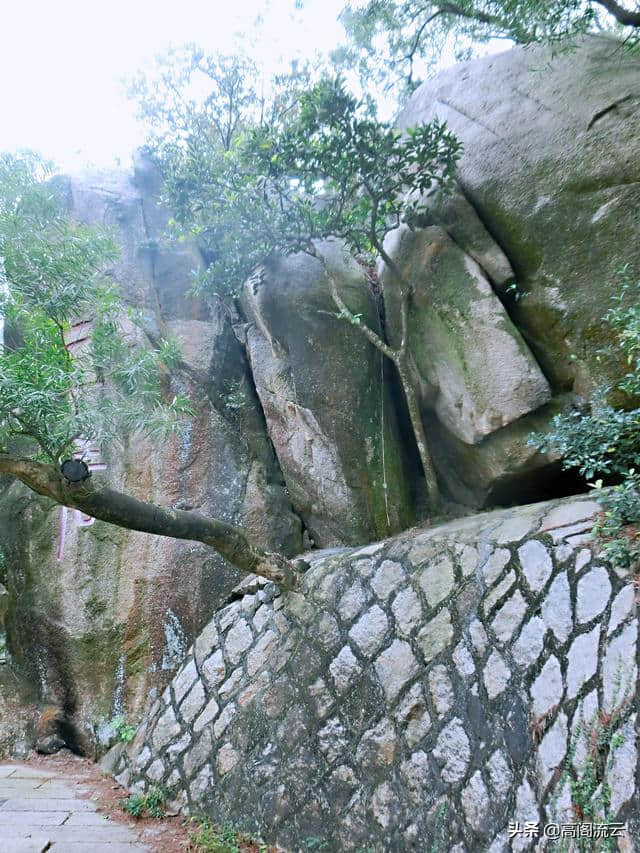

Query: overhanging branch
[
  {"left": 0, "top": 453, "right": 302, "bottom": 590},
  {"left": 592, "top": 0, "right": 640, "bottom": 26}
]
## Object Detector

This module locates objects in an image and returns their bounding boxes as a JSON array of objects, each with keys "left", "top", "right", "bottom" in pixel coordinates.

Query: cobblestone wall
[{"left": 112, "top": 496, "right": 638, "bottom": 851}]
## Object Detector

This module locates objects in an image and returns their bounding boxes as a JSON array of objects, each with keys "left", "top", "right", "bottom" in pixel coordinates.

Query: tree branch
[
  {"left": 0, "top": 453, "right": 303, "bottom": 590},
  {"left": 436, "top": 1, "right": 509, "bottom": 27},
  {"left": 592, "top": 0, "right": 640, "bottom": 26},
  {"left": 308, "top": 247, "right": 397, "bottom": 361}
]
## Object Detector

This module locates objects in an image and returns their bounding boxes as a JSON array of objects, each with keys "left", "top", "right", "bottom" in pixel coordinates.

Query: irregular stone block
[
  {"left": 567, "top": 625, "right": 600, "bottom": 699},
  {"left": 419, "top": 556, "right": 455, "bottom": 609},
  {"left": 375, "top": 640, "right": 421, "bottom": 701},
  {"left": 518, "top": 540, "right": 553, "bottom": 593},
  {"left": 330, "top": 646, "right": 362, "bottom": 695},
  {"left": 483, "top": 651, "right": 511, "bottom": 699},
  {"left": 608, "top": 585, "right": 635, "bottom": 636},
  {"left": 433, "top": 718, "right": 471, "bottom": 784},
  {"left": 530, "top": 656, "right": 563, "bottom": 717},
  {"left": 348, "top": 606, "right": 389, "bottom": 659},
  {"left": 576, "top": 565, "right": 612, "bottom": 623},
  {"left": 417, "top": 609, "right": 454, "bottom": 663},
  {"left": 541, "top": 572, "right": 572, "bottom": 644}
]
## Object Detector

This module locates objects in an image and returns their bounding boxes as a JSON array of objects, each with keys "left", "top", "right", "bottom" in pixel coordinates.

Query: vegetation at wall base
[
  {"left": 121, "top": 784, "right": 169, "bottom": 819},
  {"left": 187, "top": 816, "right": 275, "bottom": 853}
]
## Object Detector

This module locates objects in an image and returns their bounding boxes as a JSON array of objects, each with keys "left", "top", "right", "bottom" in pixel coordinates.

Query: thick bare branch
[
  {"left": 0, "top": 453, "right": 302, "bottom": 590},
  {"left": 592, "top": 0, "right": 640, "bottom": 26}
]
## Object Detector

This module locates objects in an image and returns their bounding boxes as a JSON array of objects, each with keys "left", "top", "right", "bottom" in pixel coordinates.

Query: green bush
[
  {"left": 112, "top": 715, "right": 137, "bottom": 744},
  {"left": 121, "top": 785, "right": 168, "bottom": 819}
]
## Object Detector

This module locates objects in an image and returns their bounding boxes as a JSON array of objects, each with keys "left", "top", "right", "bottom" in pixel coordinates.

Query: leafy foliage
[
  {"left": 530, "top": 265, "right": 640, "bottom": 569},
  {"left": 0, "top": 152, "right": 194, "bottom": 464},
  {"left": 112, "top": 715, "right": 136, "bottom": 744},
  {"left": 121, "top": 785, "right": 168, "bottom": 819},
  {"left": 333, "top": 0, "right": 638, "bottom": 96},
  {"left": 141, "top": 69, "right": 460, "bottom": 299},
  {"left": 129, "top": 46, "right": 314, "bottom": 154},
  {"left": 129, "top": 46, "right": 315, "bottom": 295}
]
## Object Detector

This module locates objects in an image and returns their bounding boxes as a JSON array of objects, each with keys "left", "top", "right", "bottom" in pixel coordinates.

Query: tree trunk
[
  {"left": 395, "top": 357, "right": 441, "bottom": 512},
  {"left": 316, "top": 247, "right": 441, "bottom": 512},
  {"left": 0, "top": 454, "right": 303, "bottom": 591}
]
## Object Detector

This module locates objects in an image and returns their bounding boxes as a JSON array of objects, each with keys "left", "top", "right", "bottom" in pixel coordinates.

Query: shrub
[{"left": 121, "top": 785, "right": 168, "bottom": 819}]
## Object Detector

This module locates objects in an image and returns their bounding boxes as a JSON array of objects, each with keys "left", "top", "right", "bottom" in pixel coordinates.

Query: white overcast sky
[
  {"left": 0, "top": 0, "right": 508, "bottom": 172},
  {"left": 0, "top": 0, "right": 345, "bottom": 171}
]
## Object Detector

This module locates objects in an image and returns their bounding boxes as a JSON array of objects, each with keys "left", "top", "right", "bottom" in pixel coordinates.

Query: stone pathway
[{"left": 0, "top": 763, "right": 151, "bottom": 852}]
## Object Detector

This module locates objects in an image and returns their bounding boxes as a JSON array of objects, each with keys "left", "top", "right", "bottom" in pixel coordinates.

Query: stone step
[
  {"left": 3, "top": 835, "right": 51, "bottom": 853},
  {"left": 0, "top": 810, "right": 68, "bottom": 826},
  {"left": 0, "top": 798, "right": 96, "bottom": 811},
  {"left": 23, "top": 825, "right": 142, "bottom": 843}
]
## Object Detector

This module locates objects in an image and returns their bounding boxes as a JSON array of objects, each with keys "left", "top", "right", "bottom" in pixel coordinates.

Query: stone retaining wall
[{"left": 112, "top": 495, "right": 638, "bottom": 851}]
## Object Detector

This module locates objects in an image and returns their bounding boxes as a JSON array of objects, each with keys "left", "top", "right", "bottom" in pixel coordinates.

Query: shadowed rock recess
[{"left": 113, "top": 496, "right": 638, "bottom": 850}]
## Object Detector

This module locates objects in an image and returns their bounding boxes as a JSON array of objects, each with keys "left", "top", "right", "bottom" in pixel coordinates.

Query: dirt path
[{"left": 0, "top": 753, "right": 194, "bottom": 852}]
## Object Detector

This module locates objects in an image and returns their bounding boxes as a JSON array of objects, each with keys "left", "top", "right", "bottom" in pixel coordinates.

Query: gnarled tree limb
[
  {"left": 0, "top": 453, "right": 303, "bottom": 590},
  {"left": 592, "top": 0, "right": 640, "bottom": 26}
]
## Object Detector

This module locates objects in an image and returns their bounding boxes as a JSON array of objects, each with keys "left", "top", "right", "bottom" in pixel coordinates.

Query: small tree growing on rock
[{"left": 148, "top": 74, "right": 461, "bottom": 510}]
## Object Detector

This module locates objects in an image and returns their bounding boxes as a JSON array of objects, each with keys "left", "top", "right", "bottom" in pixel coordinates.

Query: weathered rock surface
[
  {"left": 2, "top": 38, "right": 639, "bottom": 783},
  {"left": 113, "top": 495, "right": 638, "bottom": 850},
  {"left": 398, "top": 35, "right": 640, "bottom": 396},
  {"left": 387, "top": 35, "right": 640, "bottom": 504},
  {"left": 0, "top": 160, "right": 302, "bottom": 748},
  {"left": 241, "top": 240, "right": 413, "bottom": 546},
  {"left": 0, "top": 669, "right": 38, "bottom": 759},
  {"left": 382, "top": 223, "right": 551, "bottom": 445}
]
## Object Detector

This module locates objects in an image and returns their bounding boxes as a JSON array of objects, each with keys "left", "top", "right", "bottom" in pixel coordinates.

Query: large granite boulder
[
  {"left": 112, "top": 494, "right": 638, "bottom": 850},
  {"left": 241, "top": 241, "right": 414, "bottom": 547},
  {"left": 0, "top": 163, "right": 301, "bottom": 748},
  {"left": 382, "top": 224, "right": 551, "bottom": 445},
  {"left": 397, "top": 34, "right": 640, "bottom": 395},
  {"left": 386, "top": 34, "right": 640, "bottom": 503}
]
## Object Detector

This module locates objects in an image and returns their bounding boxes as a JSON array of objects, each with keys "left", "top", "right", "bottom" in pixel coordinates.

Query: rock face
[
  {"left": 382, "top": 223, "right": 551, "bottom": 444},
  {"left": 1, "top": 38, "right": 639, "bottom": 760},
  {"left": 398, "top": 35, "right": 640, "bottom": 394},
  {"left": 390, "top": 35, "right": 640, "bottom": 503},
  {"left": 241, "top": 241, "right": 413, "bottom": 546},
  {"left": 113, "top": 495, "right": 639, "bottom": 850},
  {"left": 0, "top": 160, "right": 302, "bottom": 747}
]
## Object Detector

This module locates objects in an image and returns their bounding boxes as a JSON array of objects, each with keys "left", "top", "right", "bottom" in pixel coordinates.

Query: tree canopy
[
  {"left": 134, "top": 66, "right": 461, "bottom": 507},
  {"left": 0, "top": 152, "right": 191, "bottom": 463},
  {"left": 332, "top": 0, "right": 640, "bottom": 94},
  {"left": 0, "top": 152, "right": 301, "bottom": 589}
]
